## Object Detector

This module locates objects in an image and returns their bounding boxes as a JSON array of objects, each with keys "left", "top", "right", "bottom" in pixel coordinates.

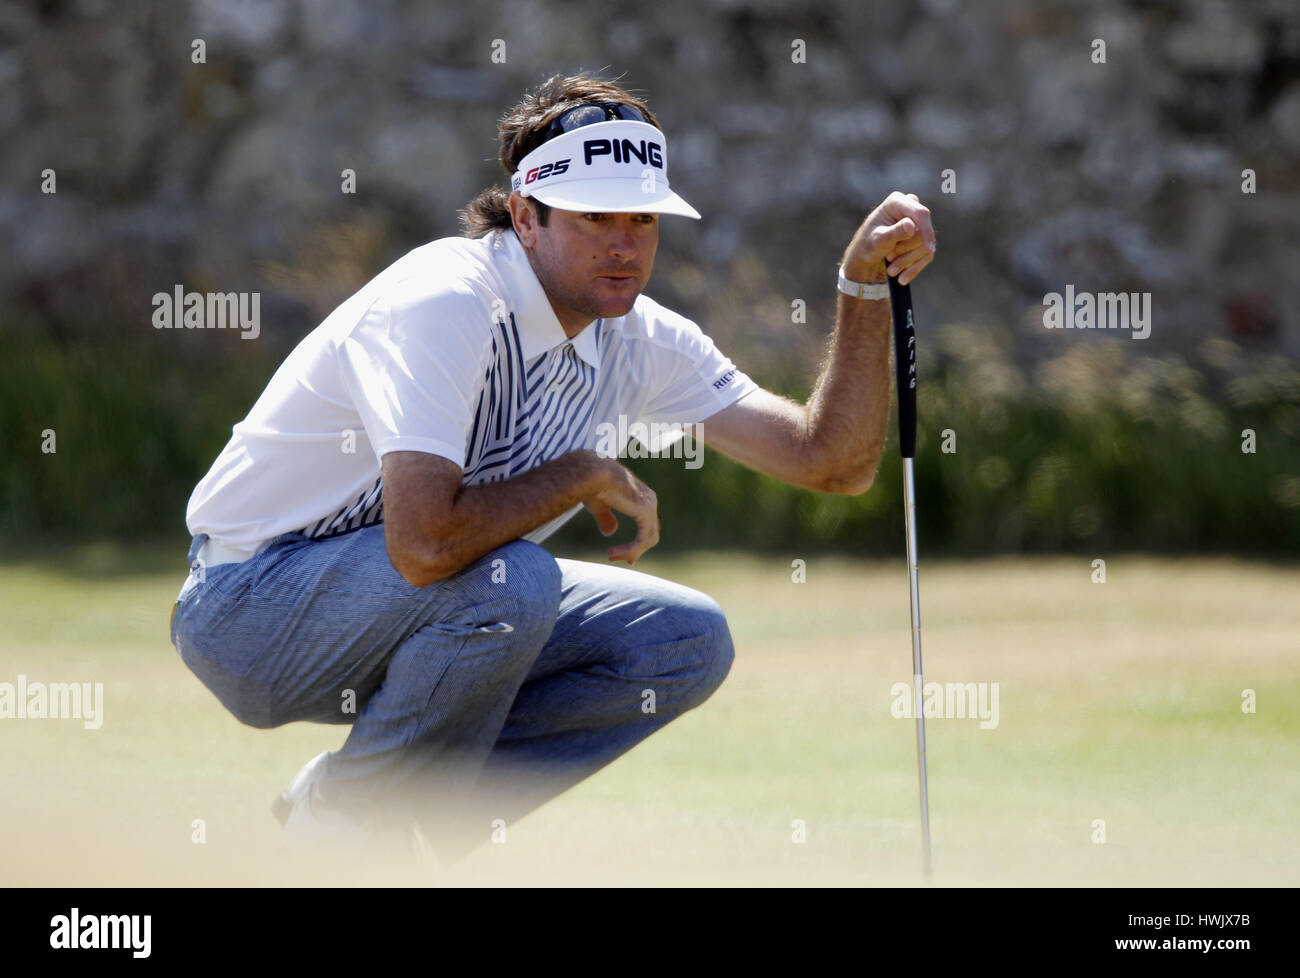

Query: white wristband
[{"left": 838, "top": 265, "right": 889, "bottom": 301}]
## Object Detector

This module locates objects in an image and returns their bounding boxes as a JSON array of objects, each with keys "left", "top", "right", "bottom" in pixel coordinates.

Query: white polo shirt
[{"left": 185, "top": 227, "right": 758, "bottom": 559}]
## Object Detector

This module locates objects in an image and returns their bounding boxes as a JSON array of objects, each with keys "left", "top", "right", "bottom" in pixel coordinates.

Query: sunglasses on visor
[{"left": 540, "top": 102, "right": 648, "bottom": 144}]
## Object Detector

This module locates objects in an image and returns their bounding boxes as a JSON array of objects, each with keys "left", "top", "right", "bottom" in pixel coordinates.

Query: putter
[{"left": 887, "top": 272, "right": 932, "bottom": 876}]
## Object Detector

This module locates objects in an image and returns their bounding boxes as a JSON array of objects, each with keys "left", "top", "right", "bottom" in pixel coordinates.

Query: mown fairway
[{"left": 1, "top": 545, "right": 1296, "bottom": 886}]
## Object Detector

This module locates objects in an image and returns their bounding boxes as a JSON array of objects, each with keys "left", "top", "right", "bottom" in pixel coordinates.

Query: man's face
[{"left": 511, "top": 196, "right": 659, "bottom": 333}]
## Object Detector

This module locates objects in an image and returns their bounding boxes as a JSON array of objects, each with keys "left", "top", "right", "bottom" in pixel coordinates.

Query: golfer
[{"left": 170, "top": 72, "right": 936, "bottom": 859}]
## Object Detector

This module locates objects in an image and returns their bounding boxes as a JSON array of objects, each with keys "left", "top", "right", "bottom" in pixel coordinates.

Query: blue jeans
[{"left": 170, "top": 526, "right": 734, "bottom": 852}]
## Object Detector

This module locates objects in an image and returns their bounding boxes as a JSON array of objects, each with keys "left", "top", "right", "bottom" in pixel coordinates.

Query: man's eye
[{"left": 584, "top": 213, "right": 604, "bottom": 221}]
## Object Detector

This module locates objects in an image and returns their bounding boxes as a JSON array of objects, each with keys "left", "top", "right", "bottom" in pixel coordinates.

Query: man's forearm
[
  {"left": 800, "top": 190, "right": 934, "bottom": 491},
  {"left": 411, "top": 450, "right": 607, "bottom": 583},
  {"left": 802, "top": 290, "right": 893, "bottom": 493},
  {"left": 673, "top": 193, "right": 931, "bottom": 496}
]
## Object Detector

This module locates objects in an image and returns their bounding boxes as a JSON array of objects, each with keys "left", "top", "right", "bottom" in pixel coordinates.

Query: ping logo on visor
[
  {"left": 582, "top": 136, "right": 663, "bottom": 167},
  {"left": 510, "top": 120, "right": 700, "bottom": 220}
]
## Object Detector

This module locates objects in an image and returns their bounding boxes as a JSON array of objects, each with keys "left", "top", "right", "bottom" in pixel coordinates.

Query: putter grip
[{"left": 888, "top": 275, "right": 917, "bottom": 459}]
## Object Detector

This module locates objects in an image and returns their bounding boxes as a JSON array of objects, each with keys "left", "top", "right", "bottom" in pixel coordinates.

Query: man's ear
[{"left": 509, "top": 192, "right": 539, "bottom": 248}]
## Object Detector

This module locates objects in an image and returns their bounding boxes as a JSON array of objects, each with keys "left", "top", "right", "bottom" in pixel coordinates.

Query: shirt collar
[{"left": 492, "top": 229, "right": 602, "bottom": 369}]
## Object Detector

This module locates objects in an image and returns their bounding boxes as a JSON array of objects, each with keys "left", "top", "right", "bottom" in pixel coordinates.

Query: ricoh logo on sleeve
[{"left": 712, "top": 368, "right": 737, "bottom": 391}]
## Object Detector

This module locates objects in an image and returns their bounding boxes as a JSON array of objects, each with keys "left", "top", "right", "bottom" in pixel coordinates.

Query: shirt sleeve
[
  {"left": 337, "top": 281, "right": 491, "bottom": 468},
  {"left": 635, "top": 309, "right": 759, "bottom": 453}
]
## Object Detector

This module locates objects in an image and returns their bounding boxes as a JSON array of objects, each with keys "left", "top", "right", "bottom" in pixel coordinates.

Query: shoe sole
[{"left": 272, "top": 751, "right": 330, "bottom": 831}]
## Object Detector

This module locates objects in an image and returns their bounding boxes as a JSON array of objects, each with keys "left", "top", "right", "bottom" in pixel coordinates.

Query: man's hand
[
  {"left": 698, "top": 191, "right": 937, "bottom": 497},
  {"left": 582, "top": 459, "right": 660, "bottom": 565},
  {"left": 383, "top": 448, "right": 650, "bottom": 586},
  {"left": 842, "top": 191, "right": 937, "bottom": 286}
]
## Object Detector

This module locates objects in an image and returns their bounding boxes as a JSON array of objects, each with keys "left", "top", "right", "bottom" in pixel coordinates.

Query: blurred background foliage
[
  {"left": 5, "top": 313, "right": 1297, "bottom": 555},
  {"left": 602, "top": 327, "right": 1300, "bottom": 556},
  {"left": 2, "top": 0, "right": 1297, "bottom": 556}
]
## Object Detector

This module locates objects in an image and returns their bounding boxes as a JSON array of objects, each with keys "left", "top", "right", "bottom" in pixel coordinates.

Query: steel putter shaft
[{"left": 887, "top": 273, "right": 932, "bottom": 876}]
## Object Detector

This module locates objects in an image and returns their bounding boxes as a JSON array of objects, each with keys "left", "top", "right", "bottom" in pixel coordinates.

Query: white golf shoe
[
  {"left": 272, "top": 753, "right": 435, "bottom": 868},
  {"left": 272, "top": 751, "right": 372, "bottom": 848}
]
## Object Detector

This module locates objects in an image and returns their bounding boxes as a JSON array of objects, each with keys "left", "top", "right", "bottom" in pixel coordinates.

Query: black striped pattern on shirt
[
  {"left": 302, "top": 313, "right": 599, "bottom": 543},
  {"left": 463, "top": 313, "right": 599, "bottom": 483},
  {"left": 302, "top": 474, "right": 384, "bottom": 541}
]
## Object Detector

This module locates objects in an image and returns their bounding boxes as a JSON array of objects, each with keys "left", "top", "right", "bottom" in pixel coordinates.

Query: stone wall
[{"left": 6, "top": 0, "right": 1298, "bottom": 374}]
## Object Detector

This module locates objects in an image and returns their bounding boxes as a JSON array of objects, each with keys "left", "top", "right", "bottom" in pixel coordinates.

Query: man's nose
[{"left": 607, "top": 218, "right": 640, "bottom": 259}]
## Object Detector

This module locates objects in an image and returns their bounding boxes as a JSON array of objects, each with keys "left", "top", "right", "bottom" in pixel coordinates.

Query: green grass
[{"left": 0, "top": 546, "right": 1296, "bottom": 886}]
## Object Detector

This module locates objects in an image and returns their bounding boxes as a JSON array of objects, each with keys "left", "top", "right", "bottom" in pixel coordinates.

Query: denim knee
[
  {"left": 681, "top": 597, "right": 736, "bottom": 709},
  {"left": 468, "top": 539, "right": 562, "bottom": 639}
]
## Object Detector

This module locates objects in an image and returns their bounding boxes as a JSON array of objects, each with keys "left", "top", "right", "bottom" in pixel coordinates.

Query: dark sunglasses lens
[
  {"left": 610, "top": 104, "right": 646, "bottom": 123},
  {"left": 557, "top": 105, "right": 609, "bottom": 133}
]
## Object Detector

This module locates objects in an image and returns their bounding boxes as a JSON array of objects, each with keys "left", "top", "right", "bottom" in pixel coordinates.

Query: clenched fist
[{"left": 841, "top": 191, "right": 937, "bottom": 286}]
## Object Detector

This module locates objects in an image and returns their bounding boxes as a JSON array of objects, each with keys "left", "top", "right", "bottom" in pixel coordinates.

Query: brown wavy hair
[{"left": 459, "top": 72, "right": 662, "bottom": 238}]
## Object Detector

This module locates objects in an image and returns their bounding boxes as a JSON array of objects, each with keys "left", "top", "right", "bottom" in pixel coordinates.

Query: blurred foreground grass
[{"left": 0, "top": 544, "right": 1296, "bottom": 887}]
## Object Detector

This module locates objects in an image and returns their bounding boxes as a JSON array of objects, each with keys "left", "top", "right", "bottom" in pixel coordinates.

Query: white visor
[{"left": 510, "top": 119, "right": 700, "bottom": 219}]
